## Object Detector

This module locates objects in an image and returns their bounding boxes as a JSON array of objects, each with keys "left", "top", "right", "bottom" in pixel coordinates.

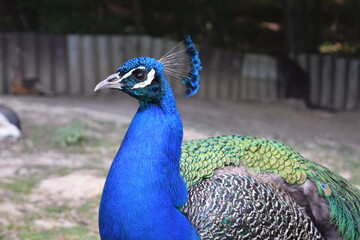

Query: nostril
[
  {"left": 105, "top": 73, "right": 121, "bottom": 83},
  {"left": 108, "top": 77, "right": 117, "bottom": 83}
]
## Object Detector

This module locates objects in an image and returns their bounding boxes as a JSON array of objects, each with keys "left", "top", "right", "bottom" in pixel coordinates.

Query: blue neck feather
[{"left": 99, "top": 81, "right": 199, "bottom": 240}]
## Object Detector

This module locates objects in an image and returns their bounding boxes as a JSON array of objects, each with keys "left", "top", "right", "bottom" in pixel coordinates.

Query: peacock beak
[{"left": 94, "top": 73, "right": 125, "bottom": 91}]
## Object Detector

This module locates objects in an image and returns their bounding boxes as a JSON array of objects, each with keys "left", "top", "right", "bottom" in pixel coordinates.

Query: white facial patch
[
  {"left": 132, "top": 69, "right": 156, "bottom": 89},
  {"left": 119, "top": 66, "right": 146, "bottom": 82}
]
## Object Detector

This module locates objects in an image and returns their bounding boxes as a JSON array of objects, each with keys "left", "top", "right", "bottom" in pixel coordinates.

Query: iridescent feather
[{"left": 180, "top": 135, "right": 360, "bottom": 240}]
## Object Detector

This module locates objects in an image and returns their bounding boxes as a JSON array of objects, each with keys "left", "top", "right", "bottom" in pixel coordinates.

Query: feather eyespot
[
  {"left": 132, "top": 69, "right": 146, "bottom": 82},
  {"left": 320, "top": 183, "right": 331, "bottom": 195}
]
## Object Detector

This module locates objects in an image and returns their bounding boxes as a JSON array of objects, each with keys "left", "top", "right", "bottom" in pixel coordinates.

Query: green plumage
[{"left": 180, "top": 135, "right": 360, "bottom": 240}]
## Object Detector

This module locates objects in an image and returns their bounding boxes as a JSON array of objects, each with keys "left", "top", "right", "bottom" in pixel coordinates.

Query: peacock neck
[{"left": 99, "top": 89, "right": 199, "bottom": 240}]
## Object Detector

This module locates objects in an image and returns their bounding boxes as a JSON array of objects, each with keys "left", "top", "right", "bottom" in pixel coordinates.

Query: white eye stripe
[
  {"left": 119, "top": 66, "right": 147, "bottom": 82},
  {"left": 132, "top": 69, "right": 156, "bottom": 89}
]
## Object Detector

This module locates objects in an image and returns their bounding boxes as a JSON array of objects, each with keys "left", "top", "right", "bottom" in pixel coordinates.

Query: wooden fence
[
  {"left": 296, "top": 54, "right": 360, "bottom": 110},
  {"left": 0, "top": 32, "right": 359, "bottom": 110}
]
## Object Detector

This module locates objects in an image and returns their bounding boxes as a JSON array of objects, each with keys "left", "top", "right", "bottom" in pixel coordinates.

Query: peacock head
[
  {"left": 94, "top": 57, "right": 166, "bottom": 101},
  {"left": 94, "top": 36, "right": 201, "bottom": 103}
]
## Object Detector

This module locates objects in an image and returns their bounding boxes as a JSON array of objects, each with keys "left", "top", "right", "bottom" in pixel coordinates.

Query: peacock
[{"left": 94, "top": 36, "right": 360, "bottom": 240}]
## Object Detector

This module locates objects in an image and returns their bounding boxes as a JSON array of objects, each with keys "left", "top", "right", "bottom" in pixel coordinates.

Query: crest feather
[{"left": 159, "top": 35, "right": 201, "bottom": 97}]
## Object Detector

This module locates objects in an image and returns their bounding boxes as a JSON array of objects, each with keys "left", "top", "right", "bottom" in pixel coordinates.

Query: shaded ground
[{"left": 0, "top": 95, "right": 359, "bottom": 239}]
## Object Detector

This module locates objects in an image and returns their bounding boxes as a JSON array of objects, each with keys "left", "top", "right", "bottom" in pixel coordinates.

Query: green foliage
[
  {"left": 319, "top": 41, "right": 360, "bottom": 55},
  {"left": 19, "top": 227, "right": 98, "bottom": 240},
  {"left": 54, "top": 121, "right": 88, "bottom": 147},
  {"left": 26, "top": 123, "right": 56, "bottom": 152},
  {"left": 44, "top": 204, "right": 72, "bottom": 214},
  {"left": 0, "top": 177, "right": 38, "bottom": 195}
]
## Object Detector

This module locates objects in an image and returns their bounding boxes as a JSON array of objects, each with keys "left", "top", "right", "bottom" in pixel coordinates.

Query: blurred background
[
  {"left": 0, "top": 0, "right": 359, "bottom": 239},
  {"left": 1, "top": 0, "right": 360, "bottom": 109}
]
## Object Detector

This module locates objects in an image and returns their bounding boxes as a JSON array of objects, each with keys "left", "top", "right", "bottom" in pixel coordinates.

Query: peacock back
[{"left": 180, "top": 135, "right": 360, "bottom": 240}]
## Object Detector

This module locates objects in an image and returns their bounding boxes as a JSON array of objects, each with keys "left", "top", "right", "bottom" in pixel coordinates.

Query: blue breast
[{"left": 98, "top": 102, "right": 199, "bottom": 240}]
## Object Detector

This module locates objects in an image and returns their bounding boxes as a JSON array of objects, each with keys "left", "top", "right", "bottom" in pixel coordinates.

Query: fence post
[
  {"left": 67, "top": 34, "right": 82, "bottom": 95},
  {"left": 229, "top": 51, "right": 243, "bottom": 102},
  {"left": 37, "top": 34, "right": 55, "bottom": 92},
  {"left": 320, "top": 55, "right": 332, "bottom": 108},
  {"left": 346, "top": 59, "right": 360, "bottom": 110},
  {"left": 81, "top": 35, "right": 97, "bottom": 95},
  {"left": 257, "top": 55, "right": 268, "bottom": 100},
  {"left": 97, "top": 35, "right": 112, "bottom": 95},
  {"left": 219, "top": 50, "right": 232, "bottom": 101},
  {"left": 124, "top": 35, "right": 139, "bottom": 60},
  {"left": 241, "top": 53, "right": 259, "bottom": 101},
  {"left": 21, "top": 33, "right": 37, "bottom": 81},
  {"left": 208, "top": 48, "right": 221, "bottom": 101},
  {"left": 267, "top": 56, "right": 278, "bottom": 100},
  {"left": 0, "top": 33, "right": 4, "bottom": 93},
  {"left": 4, "top": 33, "right": 21, "bottom": 94},
  {"left": 151, "top": 38, "right": 165, "bottom": 60},
  {"left": 334, "top": 57, "right": 347, "bottom": 109},
  {"left": 139, "top": 35, "right": 152, "bottom": 58},
  {"left": 196, "top": 45, "right": 211, "bottom": 100},
  {"left": 110, "top": 35, "right": 125, "bottom": 70},
  {"left": 309, "top": 54, "right": 320, "bottom": 106},
  {"left": 53, "top": 35, "right": 68, "bottom": 94}
]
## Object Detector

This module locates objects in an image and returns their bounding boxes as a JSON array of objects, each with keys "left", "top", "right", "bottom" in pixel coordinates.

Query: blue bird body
[{"left": 98, "top": 58, "right": 199, "bottom": 240}]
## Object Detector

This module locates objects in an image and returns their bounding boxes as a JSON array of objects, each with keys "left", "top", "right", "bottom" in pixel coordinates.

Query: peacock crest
[{"left": 159, "top": 35, "right": 202, "bottom": 97}]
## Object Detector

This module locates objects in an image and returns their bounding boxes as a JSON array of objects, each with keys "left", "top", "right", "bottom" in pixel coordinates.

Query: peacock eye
[{"left": 132, "top": 69, "right": 146, "bottom": 82}]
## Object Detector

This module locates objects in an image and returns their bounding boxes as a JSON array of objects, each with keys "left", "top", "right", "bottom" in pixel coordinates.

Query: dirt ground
[{"left": 0, "top": 94, "right": 359, "bottom": 239}]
